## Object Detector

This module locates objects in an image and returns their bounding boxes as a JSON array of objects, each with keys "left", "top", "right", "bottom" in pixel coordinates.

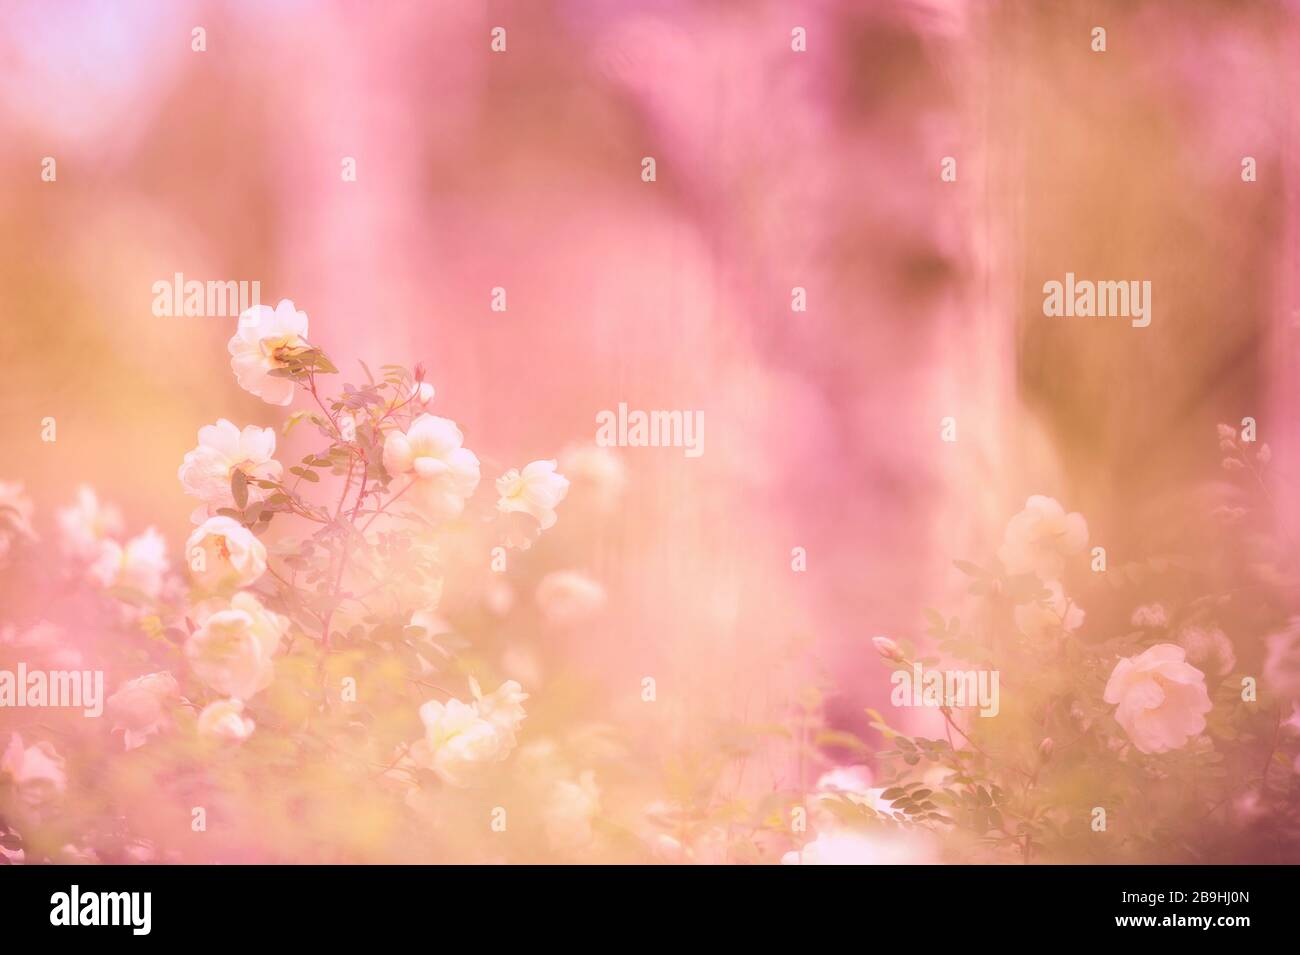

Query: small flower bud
[{"left": 872, "top": 636, "right": 904, "bottom": 662}]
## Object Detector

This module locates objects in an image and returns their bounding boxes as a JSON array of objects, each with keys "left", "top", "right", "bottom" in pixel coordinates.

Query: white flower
[
  {"left": 997, "top": 495, "right": 1088, "bottom": 580},
  {"left": 1177, "top": 626, "right": 1236, "bottom": 679},
  {"left": 1103, "top": 644, "right": 1213, "bottom": 754},
  {"left": 409, "top": 697, "right": 507, "bottom": 787},
  {"left": 186, "top": 592, "right": 287, "bottom": 699},
  {"left": 178, "top": 419, "right": 283, "bottom": 523},
  {"left": 496, "top": 460, "right": 569, "bottom": 530},
  {"left": 197, "top": 698, "right": 255, "bottom": 743},
  {"left": 1, "top": 734, "right": 66, "bottom": 807},
  {"left": 543, "top": 771, "right": 601, "bottom": 850},
  {"left": 185, "top": 515, "right": 267, "bottom": 591},
  {"left": 470, "top": 676, "right": 528, "bottom": 749},
  {"left": 535, "top": 571, "right": 606, "bottom": 626},
  {"left": 227, "top": 299, "right": 310, "bottom": 405},
  {"left": 381, "top": 414, "right": 481, "bottom": 521},
  {"left": 781, "top": 829, "right": 931, "bottom": 865},
  {"left": 1014, "top": 581, "right": 1085, "bottom": 639},
  {"left": 106, "top": 672, "right": 179, "bottom": 750},
  {"left": 56, "top": 485, "right": 124, "bottom": 561},
  {"left": 87, "top": 527, "right": 169, "bottom": 599},
  {"left": 0, "top": 481, "right": 37, "bottom": 564}
]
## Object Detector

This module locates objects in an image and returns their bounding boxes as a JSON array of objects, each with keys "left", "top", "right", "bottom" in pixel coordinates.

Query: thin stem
[{"left": 940, "top": 705, "right": 1034, "bottom": 780}]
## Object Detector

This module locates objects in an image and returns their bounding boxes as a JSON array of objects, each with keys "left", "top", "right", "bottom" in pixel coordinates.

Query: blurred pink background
[{"left": 2, "top": 0, "right": 1298, "bottom": 808}]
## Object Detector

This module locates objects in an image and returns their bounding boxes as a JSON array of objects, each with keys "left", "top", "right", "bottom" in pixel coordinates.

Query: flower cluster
[{"left": 0, "top": 297, "right": 620, "bottom": 864}]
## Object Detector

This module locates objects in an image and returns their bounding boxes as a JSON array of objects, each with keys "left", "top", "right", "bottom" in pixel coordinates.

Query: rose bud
[{"left": 872, "top": 636, "right": 904, "bottom": 662}]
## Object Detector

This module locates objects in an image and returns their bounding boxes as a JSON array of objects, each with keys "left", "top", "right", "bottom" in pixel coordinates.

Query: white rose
[
  {"left": 88, "top": 527, "right": 169, "bottom": 599},
  {"left": 56, "top": 485, "right": 124, "bottom": 561},
  {"left": 106, "top": 672, "right": 179, "bottom": 750},
  {"left": 197, "top": 698, "right": 255, "bottom": 742},
  {"left": 186, "top": 592, "right": 287, "bottom": 699},
  {"left": 382, "top": 414, "right": 481, "bottom": 521},
  {"left": 997, "top": 495, "right": 1088, "bottom": 580},
  {"left": 409, "top": 697, "right": 506, "bottom": 787},
  {"left": 471, "top": 677, "right": 528, "bottom": 749},
  {"left": 178, "top": 419, "right": 283, "bottom": 522},
  {"left": 1103, "top": 643, "right": 1213, "bottom": 754},
  {"left": 227, "top": 299, "right": 310, "bottom": 406},
  {"left": 186, "top": 516, "right": 267, "bottom": 590},
  {"left": 496, "top": 460, "right": 570, "bottom": 530}
]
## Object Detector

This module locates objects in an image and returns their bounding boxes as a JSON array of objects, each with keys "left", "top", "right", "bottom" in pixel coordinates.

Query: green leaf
[
  {"left": 283, "top": 410, "right": 309, "bottom": 435},
  {"left": 312, "top": 351, "right": 339, "bottom": 374}
]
